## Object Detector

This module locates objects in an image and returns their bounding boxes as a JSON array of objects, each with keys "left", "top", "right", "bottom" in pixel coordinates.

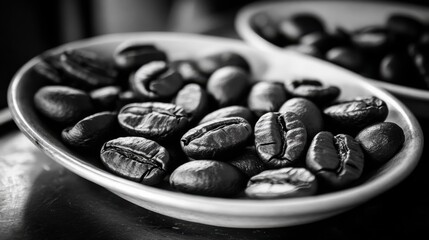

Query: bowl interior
[{"left": 8, "top": 32, "right": 424, "bottom": 227}]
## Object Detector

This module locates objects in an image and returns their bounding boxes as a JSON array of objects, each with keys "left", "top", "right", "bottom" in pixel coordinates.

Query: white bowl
[
  {"left": 236, "top": 0, "right": 429, "bottom": 119},
  {"left": 8, "top": 32, "right": 423, "bottom": 228}
]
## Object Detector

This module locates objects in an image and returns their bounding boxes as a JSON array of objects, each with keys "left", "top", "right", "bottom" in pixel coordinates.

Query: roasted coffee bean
[
  {"left": 100, "top": 136, "right": 170, "bottom": 185},
  {"left": 62, "top": 111, "right": 118, "bottom": 149},
  {"left": 245, "top": 167, "right": 317, "bottom": 199},
  {"left": 306, "top": 131, "right": 364, "bottom": 189},
  {"left": 279, "top": 97, "right": 323, "bottom": 141},
  {"left": 195, "top": 51, "right": 251, "bottom": 76},
  {"left": 380, "top": 51, "right": 423, "bottom": 88},
  {"left": 283, "top": 78, "right": 340, "bottom": 105},
  {"left": 300, "top": 32, "right": 346, "bottom": 54},
  {"left": 90, "top": 86, "right": 121, "bottom": 111},
  {"left": 387, "top": 13, "right": 424, "bottom": 44},
  {"left": 173, "top": 83, "right": 209, "bottom": 123},
  {"left": 59, "top": 49, "right": 119, "bottom": 90},
  {"left": 251, "top": 12, "right": 288, "bottom": 47},
  {"left": 181, "top": 117, "right": 252, "bottom": 160},
  {"left": 34, "top": 53, "right": 64, "bottom": 84},
  {"left": 326, "top": 46, "right": 365, "bottom": 73},
  {"left": 206, "top": 66, "right": 249, "bottom": 108},
  {"left": 34, "top": 85, "right": 95, "bottom": 125},
  {"left": 118, "top": 102, "right": 188, "bottom": 141},
  {"left": 117, "top": 90, "right": 144, "bottom": 107},
  {"left": 254, "top": 112, "right": 307, "bottom": 169},
  {"left": 323, "top": 96, "right": 388, "bottom": 133},
  {"left": 247, "top": 81, "right": 288, "bottom": 117},
  {"left": 278, "top": 13, "right": 325, "bottom": 43},
  {"left": 129, "top": 61, "right": 183, "bottom": 100},
  {"left": 356, "top": 122, "right": 405, "bottom": 164},
  {"left": 198, "top": 105, "right": 256, "bottom": 126},
  {"left": 351, "top": 30, "right": 390, "bottom": 56},
  {"left": 169, "top": 160, "right": 245, "bottom": 197},
  {"left": 228, "top": 146, "right": 266, "bottom": 178},
  {"left": 411, "top": 47, "right": 429, "bottom": 88},
  {"left": 113, "top": 41, "right": 167, "bottom": 70},
  {"left": 171, "top": 60, "right": 208, "bottom": 86}
]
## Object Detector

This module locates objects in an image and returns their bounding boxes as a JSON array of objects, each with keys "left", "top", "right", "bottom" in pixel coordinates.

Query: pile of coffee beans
[
  {"left": 251, "top": 12, "right": 429, "bottom": 90},
  {"left": 32, "top": 40, "right": 405, "bottom": 199}
]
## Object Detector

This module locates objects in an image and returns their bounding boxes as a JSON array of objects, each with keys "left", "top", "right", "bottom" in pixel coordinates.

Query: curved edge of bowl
[{"left": 7, "top": 32, "right": 425, "bottom": 228}]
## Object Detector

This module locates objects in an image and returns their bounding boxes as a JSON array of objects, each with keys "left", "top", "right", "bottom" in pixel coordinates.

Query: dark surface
[{"left": 0, "top": 111, "right": 428, "bottom": 240}]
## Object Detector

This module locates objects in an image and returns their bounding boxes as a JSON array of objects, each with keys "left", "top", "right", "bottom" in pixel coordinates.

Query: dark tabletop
[{"left": 0, "top": 109, "right": 429, "bottom": 240}]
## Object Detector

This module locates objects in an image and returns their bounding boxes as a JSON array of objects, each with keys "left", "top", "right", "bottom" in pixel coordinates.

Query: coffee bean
[
  {"left": 171, "top": 60, "right": 208, "bottom": 86},
  {"left": 206, "top": 66, "right": 249, "bottom": 108},
  {"left": 113, "top": 41, "right": 168, "bottom": 70},
  {"left": 100, "top": 136, "right": 170, "bottom": 185},
  {"left": 198, "top": 105, "right": 256, "bottom": 126},
  {"left": 181, "top": 117, "right": 252, "bottom": 160},
  {"left": 254, "top": 112, "right": 307, "bottom": 169},
  {"left": 306, "top": 131, "right": 364, "bottom": 189},
  {"left": 326, "top": 46, "right": 365, "bottom": 73},
  {"left": 118, "top": 102, "right": 189, "bottom": 141},
  {"left": 247, "top": 81, "right": 288, "bottom": 117},
  {"left": 129, "top": 61, "right": 183, "bottom": 100},
  {"left": 59, "top": 49, "right": 119, "bottom": 90},
  {"left": 323, "top": 96, "right": 388, "bottom": 134},
  {"left": 173, "top": 83, "right": 209, "bottom": 124},
  {"left": 245, "top": 167, "right": 317, "bottom": 199},
  {"left": 356, "top": 122, "right": 405, "bottom": 164},
  {"left": 387, "top": 13, "right": 424, "bottom": 44},
  {"left": 278, "top": 13, "right": 325, "bottom": 43},
  {"left": 90, "top": 86, "right": 122, "bottom": 111},
  {"left": 279, "top": 97, "right": 323, "bottom": 141},
  {"left": 283, "top": 78, "right": 340, "bottom": 105},
  {"left": 34, "top": 85, "right": 95, "bottom": 125},
  {"left": 170, "top": 160, "right": 245, "bottom": 197},
  {"left": 195, "top": 51, "right": 251, "bottom": 77},
  {"left": 228, "top": 146, "right": 266, "bottom": 178},
  {"left": 62, "top": 111, "right": 118, "bottom": 149},
  {"left": 251, "top": 12, "right": 288, "bottom": 47}
]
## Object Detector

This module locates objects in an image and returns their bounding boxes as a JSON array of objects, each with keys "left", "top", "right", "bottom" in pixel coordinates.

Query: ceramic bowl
[
  {"left": 8, "top": 32, "right": 423, "bottom": 228},
  {"left": 236, "top": 0, "right": 429, "bottom": 119}
]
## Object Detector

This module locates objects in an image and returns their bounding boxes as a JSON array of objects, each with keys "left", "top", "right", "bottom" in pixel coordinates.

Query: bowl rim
[
  {"left": 7, "top": 32, "right": 424, "bottom": 218},
  {"left": 235, "top": 0, "right": 429, "bottom": 102}
]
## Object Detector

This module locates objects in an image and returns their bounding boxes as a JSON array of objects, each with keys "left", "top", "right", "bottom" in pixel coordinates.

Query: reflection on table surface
[{"left": 0, "top": 120, "right": 428, "bottom": 240}]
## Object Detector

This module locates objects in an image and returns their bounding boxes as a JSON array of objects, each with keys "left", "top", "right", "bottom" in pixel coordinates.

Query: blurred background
[{"left": 1, "top": 0, "right": 428, "bottom": 109}]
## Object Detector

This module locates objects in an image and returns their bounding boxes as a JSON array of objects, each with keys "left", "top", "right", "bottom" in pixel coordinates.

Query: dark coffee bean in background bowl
[
  {"left": 170, "top": 160, "right": 246, "bottom": 197},
  {"left": 306, "top": 131, "right": 364, "bottom": 189},
  {"left": 100, "top": 136, "right": 171, "bottom": 186},
  {"left": 34, "top": 85, "right": 95, "bottom": 125},
  {"left": 118, "top": 102, "right": 189, "bottom": 142},
  {"left": 325, "top": 46, "right": 365, "bottom": 73},
  {"left": 245, "top": 167, "right": 318, "bottom": 199},
  {"left": 356, "top": 122, "right": 405, "bottom": 165},
  {"left": 247, "top": 81, "right": 288, "bottom": 117},
  {"left": 181, "top": 117, "right": 252, "bottom": 160},
  {"left": 254, "top": 112, "right": 307, "bottom": 169},
  {"left": 277, "top": 13, "right": 325, "bottom": 43}
]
